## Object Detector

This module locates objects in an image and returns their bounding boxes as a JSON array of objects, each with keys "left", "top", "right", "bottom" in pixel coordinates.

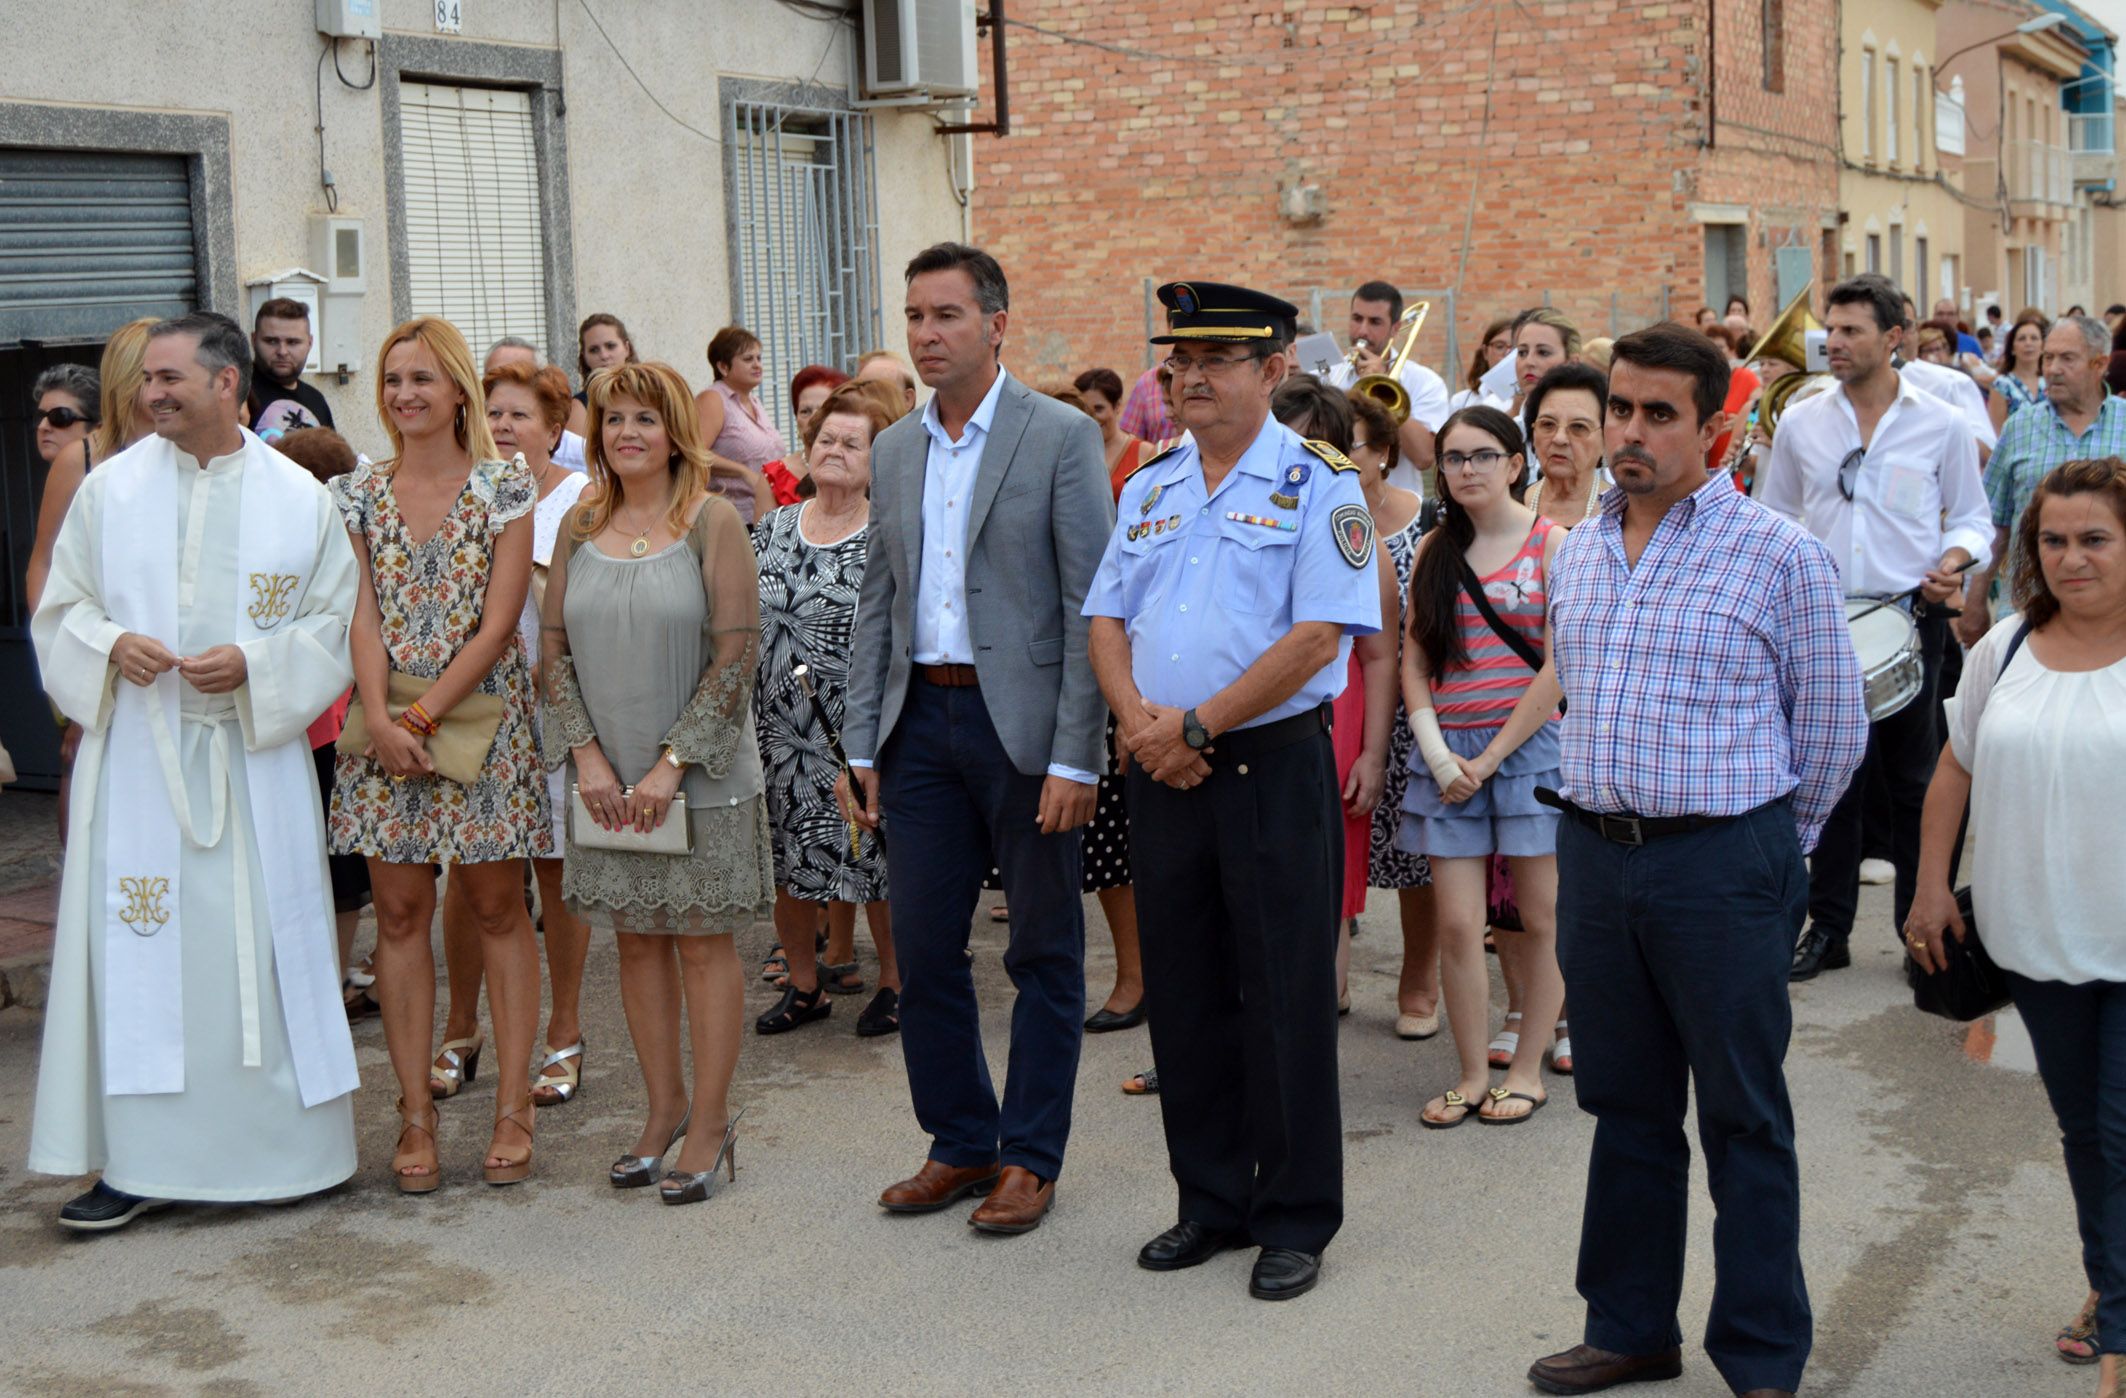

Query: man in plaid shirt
[
  {"left": 1957, "top": 314, "right": 2126, "bottom": 646},
  {"left": 1527, "top": 324, "right": 1867, "bottom": 1398}
]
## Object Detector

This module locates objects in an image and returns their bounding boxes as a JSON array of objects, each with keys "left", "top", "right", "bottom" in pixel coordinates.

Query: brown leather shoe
[
  {"left": 878, "top": 1159, "right": 1000, "bottom": 1214},
  {"left": 967, "top": 1165, "right": 1054, "bottom": 1234},
  {"left": 1527, "top": 1343, "right": 1683, "bottom": 1395}
]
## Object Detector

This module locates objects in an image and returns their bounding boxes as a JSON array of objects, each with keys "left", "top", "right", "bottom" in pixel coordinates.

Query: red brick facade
[{"left": 970, "top": 0, "right": 1840, "bottom": 383}]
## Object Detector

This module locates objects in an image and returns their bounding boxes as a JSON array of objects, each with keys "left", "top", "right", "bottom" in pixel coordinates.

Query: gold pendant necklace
[{"left": 618, "top": 506, "right": 656, "bottom": 557}]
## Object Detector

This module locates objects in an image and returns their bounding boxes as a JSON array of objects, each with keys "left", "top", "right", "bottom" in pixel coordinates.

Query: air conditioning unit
[{"left": 861, "top": 0, "right": 979, "bottom": 100}]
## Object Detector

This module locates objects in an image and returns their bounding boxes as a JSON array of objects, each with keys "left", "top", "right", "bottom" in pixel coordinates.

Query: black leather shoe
[
  {"left": 1248, "top": 1246, "right": 1321, "bottom": 1300},
  {"left": 1084, "top": 1002, "right": 1147, "bottom": 1033},
  {"left": 1789, "top": 925, "right": 1851, "bottom": 982},
  {"left": 1138, "top": 1220, "right": 1243, "bottom": 1271},
  {"left": 58, "top": 1180, "right": 171, "bottom": 1232},
  {"left": 1528, "top": 1343, "right": 1684, "bottom": 1394}
]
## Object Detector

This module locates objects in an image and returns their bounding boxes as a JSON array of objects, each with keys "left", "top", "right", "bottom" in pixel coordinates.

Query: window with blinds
[
  {"left": 728, "top": 102, "right": 882, "bottom": 444},
  {"left": 398, "top": 82, "right": 547, "bottom": 353}
]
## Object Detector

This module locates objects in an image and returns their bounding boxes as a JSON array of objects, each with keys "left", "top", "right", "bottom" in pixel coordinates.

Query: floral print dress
[{"left": 328, "top": 457, "right": 551, "bottom": 864}]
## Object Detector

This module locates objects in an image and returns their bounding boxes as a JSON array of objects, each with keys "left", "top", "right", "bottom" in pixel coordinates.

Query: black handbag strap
[{"left": 1457, "top": 557, "right": 1546, "bottom": 673}]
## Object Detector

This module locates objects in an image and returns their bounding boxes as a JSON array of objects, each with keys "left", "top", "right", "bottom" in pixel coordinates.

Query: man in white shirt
[
  {"left": 1761, "top": 273, "right": 1992, "bottom": 981},
  {"left": 1325, "top": 280, "right": 1449, "bottom": 495},
  {"left": 840, "top": 243, "right": 1111, "bottom": 1235},
  {"left": 1896, "top": 294, "right": 1998, "bottom": 458}
]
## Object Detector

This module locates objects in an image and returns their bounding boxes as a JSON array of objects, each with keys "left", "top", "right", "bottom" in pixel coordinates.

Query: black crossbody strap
[{"left": 1456, "top": 557, "right": 1546, "bottom": 673}]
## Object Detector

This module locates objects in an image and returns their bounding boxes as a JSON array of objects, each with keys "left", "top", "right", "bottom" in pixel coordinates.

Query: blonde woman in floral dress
[{"left": 330, "top": 317, "right": 550, "bottom": 1193}]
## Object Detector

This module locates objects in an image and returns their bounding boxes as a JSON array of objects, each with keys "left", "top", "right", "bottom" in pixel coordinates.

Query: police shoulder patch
[
  {"left": 1302, "top": 439, "right": 1360, "bottom": 473},
  {"left": 1330, "top": 502, "right": 1375, "bottom": 569}
]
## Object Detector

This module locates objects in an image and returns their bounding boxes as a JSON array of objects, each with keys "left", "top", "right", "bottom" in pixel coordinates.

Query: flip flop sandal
[
  {"left": 1420, "top": 1088, "right": 1481, "bottom": 1130},
  {"left": 1479, "top": 1087, "right": 1547, "bottom": 1125},
  {"left": 1488, "top": 1013, "right": 1523, "bottom": 1069},
  {"left": 2058, "top": 1298, "right": 2101, "bottom": 1365},
  {"left": 1121, "top": 1069, "right": 1160, "bottom": 1096}
]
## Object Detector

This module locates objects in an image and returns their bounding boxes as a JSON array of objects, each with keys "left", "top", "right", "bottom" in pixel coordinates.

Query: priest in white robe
[{"left": 29, "top": 311, "right": 361, "bottom": 1230}]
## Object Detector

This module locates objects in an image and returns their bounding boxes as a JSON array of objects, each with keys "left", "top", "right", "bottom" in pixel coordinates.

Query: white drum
[{"left": 1846, "top": 598, "right": 1922, "bottom": 722}]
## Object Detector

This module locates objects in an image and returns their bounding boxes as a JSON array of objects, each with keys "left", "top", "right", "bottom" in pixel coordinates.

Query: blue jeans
[
  {"left": 877, "top": 680, "right": 1085, "bottom": 1180},
  {"left": 1556, "top": 802, "right": 1812, "bottom": 1395},
  {"left": 2005, "top": 972, "right": 2126, "bottom": 1354}
]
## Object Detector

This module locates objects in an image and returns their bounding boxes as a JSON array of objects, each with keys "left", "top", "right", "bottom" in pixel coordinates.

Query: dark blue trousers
[
  {"left": 1556, "top": 802, "right": 1812, "bottom": 1395},
  {"left": 2005, "top": 972, "right": 2126, "bottom": 1354},
  {"left": 877, "top": 680, "right": 1085, "bottom": 1180}
]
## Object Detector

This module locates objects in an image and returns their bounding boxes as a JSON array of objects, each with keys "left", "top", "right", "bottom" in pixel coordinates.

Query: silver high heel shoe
[
  {"left": 659, "top": 1109, "right": 743, "bottom": 1206},
  {"left": 609, "top": 1109, "right": 689, "bottom": 1189}
]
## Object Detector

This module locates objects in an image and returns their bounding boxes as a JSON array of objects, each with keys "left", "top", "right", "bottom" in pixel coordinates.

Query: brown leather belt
[{"left": 917, "top": 663, "right": 980, "bottom": 688}]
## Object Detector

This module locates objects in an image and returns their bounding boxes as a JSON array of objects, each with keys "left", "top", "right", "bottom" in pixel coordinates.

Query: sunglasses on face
[{"left": 38, "top": 406, "right": 94, "bottom": 430}]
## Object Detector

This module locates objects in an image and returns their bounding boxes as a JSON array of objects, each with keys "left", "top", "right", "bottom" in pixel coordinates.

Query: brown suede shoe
[
  {"left": 967, "top": 1165, "right": 1055, "bottom": 1234},
  {"left": 1527, "top": 1344, "right": 1684, "bottom": 1395},
  {"left": 878, "top": 1159, "right": 1000, "bottom": 1214}
]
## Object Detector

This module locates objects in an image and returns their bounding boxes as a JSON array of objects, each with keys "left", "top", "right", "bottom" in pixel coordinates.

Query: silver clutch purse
[{"left": 569, "top": 784, "right": 692, "bottom": 854}]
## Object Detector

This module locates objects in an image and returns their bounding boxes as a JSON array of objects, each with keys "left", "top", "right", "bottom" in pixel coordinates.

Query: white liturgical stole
[{"left": 99, "top": 434, "right": 352, "bottom": 1106}]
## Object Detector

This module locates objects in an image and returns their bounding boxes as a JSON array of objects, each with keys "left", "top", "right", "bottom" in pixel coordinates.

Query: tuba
[
  {"left": 1745, "top": 288, "right": 1832, "bottom": 437},
  {"left": 1354, "top": 301, "right": 1431, "bottom": 425}
]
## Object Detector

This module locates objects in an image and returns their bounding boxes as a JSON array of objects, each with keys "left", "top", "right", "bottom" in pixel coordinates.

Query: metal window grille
[
  {"left": 399, "top": 83, "right": 548, "bottom": 353},
  {"left": 728, "top": 101, "right": 882, "bottom": 444}
]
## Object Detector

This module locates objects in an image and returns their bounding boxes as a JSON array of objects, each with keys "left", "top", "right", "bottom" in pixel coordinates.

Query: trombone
[{"left": 1352, "top": 301, "right": 1431, "bottom": 425}]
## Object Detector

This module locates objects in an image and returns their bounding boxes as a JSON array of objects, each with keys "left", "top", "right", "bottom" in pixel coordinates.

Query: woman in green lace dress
[{"left": 542, "top": 361, "right": 772, "bottom": 1205}]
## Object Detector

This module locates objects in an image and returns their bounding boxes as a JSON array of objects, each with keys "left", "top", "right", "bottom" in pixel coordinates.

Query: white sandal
[
  {"left": 532, "top": 1040, "right": 585, "bottom": 1105},
  {"left": 1549, "top": 1021, "right": 1573, "bottom": 1076},
  {"left": 1488, "top": 1011, "right": 1523, "bottom": 1069}
]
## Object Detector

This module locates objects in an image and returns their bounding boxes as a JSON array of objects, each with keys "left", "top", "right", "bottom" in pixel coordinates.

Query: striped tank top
[{"left": 1431, "top": 517, "right": 1555, "bottom": 729}]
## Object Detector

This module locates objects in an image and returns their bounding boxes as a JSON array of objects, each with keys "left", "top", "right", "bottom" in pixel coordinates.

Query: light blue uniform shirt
[{"left": 1082, "top": 415, "right": 1381, "bottom": 730}]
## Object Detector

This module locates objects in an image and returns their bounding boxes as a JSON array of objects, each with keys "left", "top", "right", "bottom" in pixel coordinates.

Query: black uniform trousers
[
  {"left": 1125, "top": 716, "right": 1343, "bottom": 1255},
  {"left": 1807, "top": 606, "right": 1949, "bottom": 943}
]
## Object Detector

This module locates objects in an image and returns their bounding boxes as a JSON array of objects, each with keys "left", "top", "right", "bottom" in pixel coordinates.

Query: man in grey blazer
[{"left": 838, "top": 243, "right": 1112, "bottom": 1234}]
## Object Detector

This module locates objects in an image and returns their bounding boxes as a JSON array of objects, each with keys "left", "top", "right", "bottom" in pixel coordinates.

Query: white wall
[{"left": 0, "top": 1, "right": 968, "bottom": 460}]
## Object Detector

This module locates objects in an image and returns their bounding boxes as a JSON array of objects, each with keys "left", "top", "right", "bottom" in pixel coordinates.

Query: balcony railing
[
  {"left": 2070, "top": 112, "right": 2116, "bottom": 185},
  {"left": 2009, "top": 140, "right": 2073, "bottom": 204}
]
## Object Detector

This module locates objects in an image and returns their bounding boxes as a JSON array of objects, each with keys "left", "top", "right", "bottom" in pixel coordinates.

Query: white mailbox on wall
[
  {"left": 308, "top": 215, "right": 368, "bottom": 381},
  {"left": 244, "top": 269, "right": 327, "bottom": 375}
]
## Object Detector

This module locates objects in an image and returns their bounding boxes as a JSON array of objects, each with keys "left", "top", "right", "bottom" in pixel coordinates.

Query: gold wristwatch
[{"left": 662, "top": 747, "right": 683, "bottom": 772}]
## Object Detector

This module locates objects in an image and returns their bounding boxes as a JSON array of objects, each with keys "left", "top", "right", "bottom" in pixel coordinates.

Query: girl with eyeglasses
[{"left": 1395, "top": 406, "right": 1567, "bottom": 1127}]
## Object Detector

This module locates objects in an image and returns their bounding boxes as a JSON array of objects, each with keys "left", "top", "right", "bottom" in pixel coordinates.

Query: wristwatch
[
  {"left": 1182, "top": 708, "right": 1210, "bottom": 751},
  {"left": 661, "top": 747, "right": 684, "bottom": 772}
]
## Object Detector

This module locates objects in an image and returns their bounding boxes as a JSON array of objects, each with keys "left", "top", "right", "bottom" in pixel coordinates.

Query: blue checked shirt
[
  {"left": 1550, "top": 472, "right": 1868, "bottom": 852},
  {"left": 1985, "top": 395, "right": 2126, "bottom": 588}
]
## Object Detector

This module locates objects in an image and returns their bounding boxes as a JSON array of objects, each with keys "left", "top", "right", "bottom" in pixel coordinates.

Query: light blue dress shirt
[{"left": 1082, "top": 415, "right": 1381, "bottom": 729}]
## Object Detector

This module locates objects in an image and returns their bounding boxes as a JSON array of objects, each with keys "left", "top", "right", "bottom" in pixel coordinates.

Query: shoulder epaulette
[
  {"left": 1123, "top": 439, "right": 1184, "bottom": 485},
  {"left": 1302, "top": 439, "right": 1359, "bottom": 473}
]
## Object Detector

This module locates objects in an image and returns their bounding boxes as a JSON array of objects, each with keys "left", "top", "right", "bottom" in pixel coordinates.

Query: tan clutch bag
[
  {"left": 570, "top": 785, "right": 692, "bottom": 854},
  {"left": 337, "top": 672, "right": 505, "bottom": 786}
]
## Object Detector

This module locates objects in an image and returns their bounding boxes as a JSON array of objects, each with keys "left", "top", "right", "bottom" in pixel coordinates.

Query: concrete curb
[{"left": 1, "top": 951, "right": 49, "bottom": 1011}]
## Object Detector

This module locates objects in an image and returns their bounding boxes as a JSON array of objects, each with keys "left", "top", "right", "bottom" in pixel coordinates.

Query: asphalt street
[{"left": 0, "top": 877, "right": 2091, "bottom": 1396}]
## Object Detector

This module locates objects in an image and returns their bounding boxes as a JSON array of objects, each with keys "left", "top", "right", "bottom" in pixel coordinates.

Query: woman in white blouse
[{"left": 1908, "top": 456, "right": 2126, "bottom": 1392}]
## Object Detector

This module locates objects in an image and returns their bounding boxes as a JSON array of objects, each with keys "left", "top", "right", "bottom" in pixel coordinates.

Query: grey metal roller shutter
[{"left": 0, "top": 149, "right": 198, "bottom": 345}]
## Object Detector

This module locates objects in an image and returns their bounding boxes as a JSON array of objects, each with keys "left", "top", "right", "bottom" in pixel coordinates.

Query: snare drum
[{"left": 1845, "top": 598, "right": 1922, "bottom": 721}]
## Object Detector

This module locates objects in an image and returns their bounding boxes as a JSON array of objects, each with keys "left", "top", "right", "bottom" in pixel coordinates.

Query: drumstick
[
  {"left": 1845, "top": 557, "right": 1979, "bottom": 624},
  {"left": 793, "top": 664, "right": 882, "bottom": 857}
]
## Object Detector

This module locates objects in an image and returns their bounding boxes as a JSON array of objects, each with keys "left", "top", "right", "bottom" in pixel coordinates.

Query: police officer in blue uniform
[{"left": 1084, "top": 281, "right": 1382, "bottom": 1301}]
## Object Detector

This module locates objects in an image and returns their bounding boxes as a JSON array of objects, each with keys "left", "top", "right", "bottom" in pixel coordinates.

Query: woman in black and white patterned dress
[
  {"left": 750, "top": 387, "right": 900, "bottom": 1037},
  {"left": 1348, "top": 391, "right": 1440, "bottom": 1041}
]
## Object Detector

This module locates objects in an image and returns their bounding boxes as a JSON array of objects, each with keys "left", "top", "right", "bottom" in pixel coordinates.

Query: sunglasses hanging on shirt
[{"left": 1836, "top": 446, "right": 1866, "bottom": 502}]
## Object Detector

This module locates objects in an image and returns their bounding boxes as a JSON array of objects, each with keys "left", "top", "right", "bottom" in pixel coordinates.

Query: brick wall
[{"left": 969, "top": 0, "right": 1839, "bottom": 385}]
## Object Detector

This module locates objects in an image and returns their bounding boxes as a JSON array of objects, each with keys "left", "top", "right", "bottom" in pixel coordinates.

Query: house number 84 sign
[{"left": 434, "top": 0, "right": 463, "bottom": 34}]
